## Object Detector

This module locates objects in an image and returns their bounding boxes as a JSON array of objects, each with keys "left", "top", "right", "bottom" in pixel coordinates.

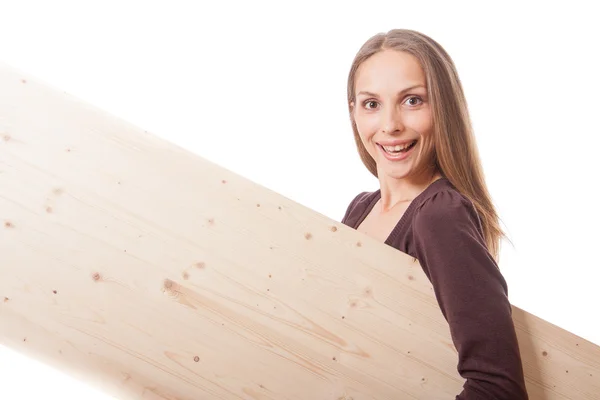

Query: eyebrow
[{"left": 357, "top": 84, "right": 426, "bottom": 98}]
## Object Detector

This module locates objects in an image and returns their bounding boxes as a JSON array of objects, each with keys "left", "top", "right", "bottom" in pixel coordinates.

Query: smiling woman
[{"left": 342, "top": 29, "right": 529, "bottom": 399}]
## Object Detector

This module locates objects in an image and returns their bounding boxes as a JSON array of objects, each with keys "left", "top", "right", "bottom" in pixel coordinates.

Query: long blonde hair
[{"left": 347, "top": 29, "right": 506, "bottom": 261}]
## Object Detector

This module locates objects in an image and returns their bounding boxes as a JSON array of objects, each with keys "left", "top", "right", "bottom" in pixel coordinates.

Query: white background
[{"left": 1, "top": 1, "right": 598, "bottom": 398}]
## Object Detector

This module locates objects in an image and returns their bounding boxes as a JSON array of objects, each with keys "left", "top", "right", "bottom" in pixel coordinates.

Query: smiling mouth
[{"left": 378, "top": 140, "right": 418, "bottom": 155}]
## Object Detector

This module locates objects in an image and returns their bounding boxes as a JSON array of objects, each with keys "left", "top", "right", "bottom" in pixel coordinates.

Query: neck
[{"left": 378, "top": 168, "right": 442, "bottom": 213}]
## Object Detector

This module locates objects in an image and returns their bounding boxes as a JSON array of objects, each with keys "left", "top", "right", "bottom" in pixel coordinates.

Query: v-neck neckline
[{"left": 354, "top": 178, "right": 448, "bottom": 245}]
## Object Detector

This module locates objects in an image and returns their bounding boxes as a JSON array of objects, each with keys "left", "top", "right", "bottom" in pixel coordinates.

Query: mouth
[{"left": 378, "top": 140, "right": 418, "bottom": 156}]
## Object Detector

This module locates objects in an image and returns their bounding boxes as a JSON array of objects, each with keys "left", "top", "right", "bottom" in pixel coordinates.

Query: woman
[{"left": 341, "top": 29, "right": 529, "bottom": 399}]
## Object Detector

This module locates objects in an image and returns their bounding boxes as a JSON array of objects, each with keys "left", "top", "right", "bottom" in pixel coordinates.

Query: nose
[{"left": 380, "top": 105, "right": 404, "bottom": 134}]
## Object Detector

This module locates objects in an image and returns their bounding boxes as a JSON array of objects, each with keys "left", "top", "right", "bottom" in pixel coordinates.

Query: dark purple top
[{"left": 341, "top": 178, "right": 528, "bottom": 399}]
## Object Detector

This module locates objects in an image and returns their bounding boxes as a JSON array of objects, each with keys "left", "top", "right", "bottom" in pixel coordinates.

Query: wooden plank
[{"left": 0, "top": 62, "right": 598, "bottom": 400}]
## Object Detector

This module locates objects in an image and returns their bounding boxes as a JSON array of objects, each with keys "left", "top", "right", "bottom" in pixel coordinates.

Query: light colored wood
[{"left": 0, "top": 63, "right": 598, "bottom": 400}]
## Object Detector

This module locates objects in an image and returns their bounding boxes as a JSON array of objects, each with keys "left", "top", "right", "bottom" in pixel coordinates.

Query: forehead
[{"left": 355, "top": 50, "right": 426, "bottom": 93}]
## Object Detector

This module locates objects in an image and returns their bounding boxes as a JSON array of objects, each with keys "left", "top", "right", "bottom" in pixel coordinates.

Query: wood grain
[{"left": 1, "top": 63, "right": 599, "bottom": 399}]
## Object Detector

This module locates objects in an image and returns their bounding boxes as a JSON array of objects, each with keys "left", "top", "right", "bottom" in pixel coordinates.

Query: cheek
[
  {"left": 354, "top": 114, "right": 379, "bottom": 142},
  {"left": 408, "top": 110, "right": 434, "bottom": 136}
]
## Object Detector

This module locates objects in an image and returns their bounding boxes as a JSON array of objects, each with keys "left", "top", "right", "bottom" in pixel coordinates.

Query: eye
[
  {"left": 405, "top": 96, "right": 423, "bottom": 106},
  {"left": 363, "top": 100, "right": 379, "bottom": 110}
]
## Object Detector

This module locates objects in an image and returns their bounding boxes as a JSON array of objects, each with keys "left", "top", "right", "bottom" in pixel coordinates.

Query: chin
[{"left": 378, "top": 164, "right": 414, "bottom": 180}]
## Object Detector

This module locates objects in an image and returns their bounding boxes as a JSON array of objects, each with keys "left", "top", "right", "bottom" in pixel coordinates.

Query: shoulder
[
  {"left": 410, "top": 178, "right": 500, "bottom": 289},
  {"left": 412, "top": 179, "right": 483, "bottom": 238},
  {"left": 341, "top": 190, "right": 378, "bottom": 226}
]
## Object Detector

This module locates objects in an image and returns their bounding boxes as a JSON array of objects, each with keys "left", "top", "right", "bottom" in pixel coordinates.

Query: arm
[{"left": 412, "top": 190, "right": 528, "bottom": 399}]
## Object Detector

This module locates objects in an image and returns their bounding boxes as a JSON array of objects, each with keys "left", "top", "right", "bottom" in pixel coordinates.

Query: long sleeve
[{"left": 412, "top": 190, "right": 528, "bottom": 399}]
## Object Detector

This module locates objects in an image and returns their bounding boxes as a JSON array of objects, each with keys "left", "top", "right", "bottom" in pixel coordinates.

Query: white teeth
[
  {"left": 383, "top": 141, "right": 415, "bottom": 152},
  {"left": 383, "top": 145, "right": 401, "bottom": 152}
]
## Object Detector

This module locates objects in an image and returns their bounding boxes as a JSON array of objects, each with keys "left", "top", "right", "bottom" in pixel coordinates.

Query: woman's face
[{"left": 352, "top": 49, "right": 434, "bottom": 180}]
